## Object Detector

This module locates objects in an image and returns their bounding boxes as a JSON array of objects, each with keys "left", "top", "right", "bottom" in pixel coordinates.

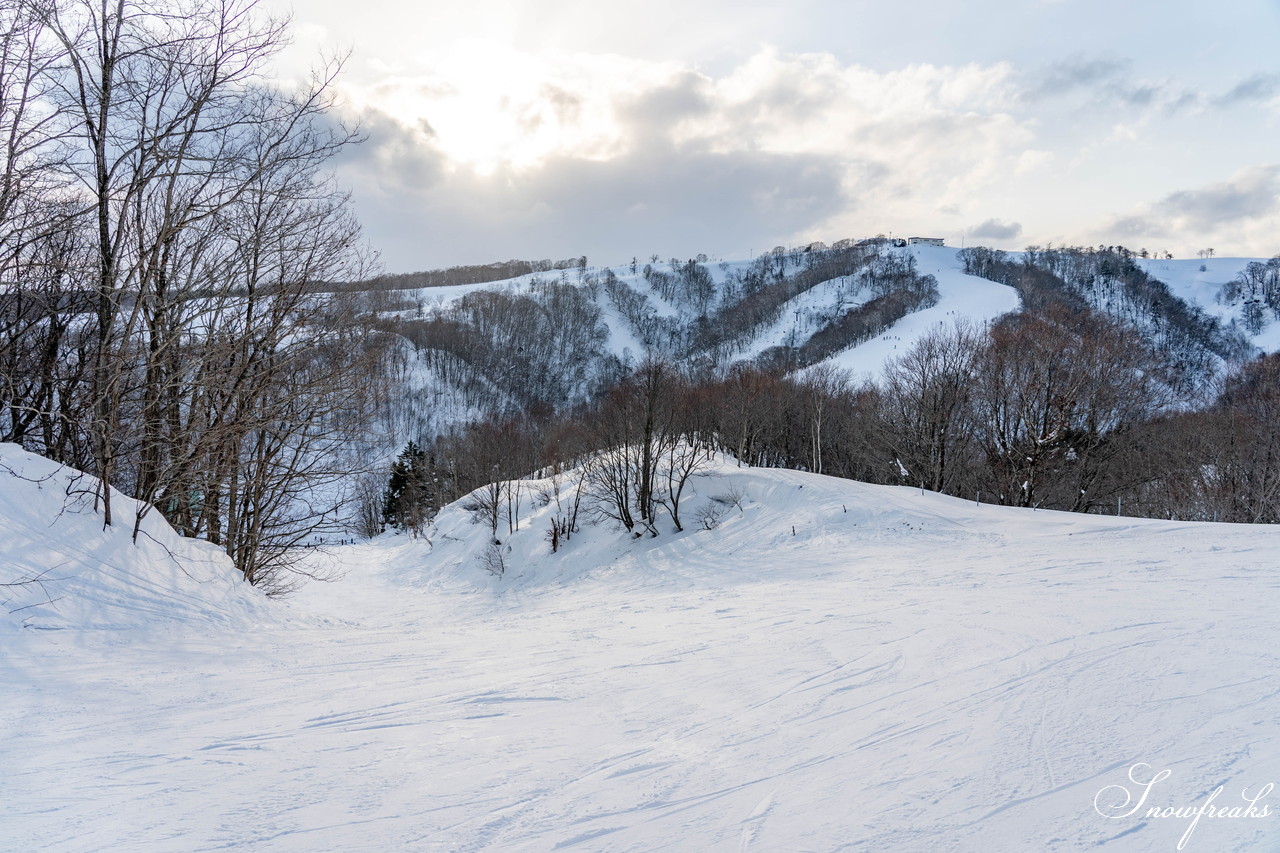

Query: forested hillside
[{"left": 6, "top": 3, "right": 1279, "bottom": 852}]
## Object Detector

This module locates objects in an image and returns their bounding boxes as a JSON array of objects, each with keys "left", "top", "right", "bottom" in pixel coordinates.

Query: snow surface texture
[{"left": 3, "top": 449, "right": 1279, "bottom": 851}]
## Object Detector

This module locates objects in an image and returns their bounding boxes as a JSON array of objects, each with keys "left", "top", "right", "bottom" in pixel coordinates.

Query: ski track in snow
[{"left": 4, "top": 454, "right": 1280, "bottom": 852}]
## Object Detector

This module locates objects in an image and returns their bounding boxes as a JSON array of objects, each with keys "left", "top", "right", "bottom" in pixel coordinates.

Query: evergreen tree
[{"left": 383, "top": 442, "right": 431, "bottom": 533}]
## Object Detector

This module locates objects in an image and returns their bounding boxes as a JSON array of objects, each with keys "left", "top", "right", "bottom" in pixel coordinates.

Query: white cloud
[
  {"left": 1015, "top": 149, "right": 1054, "bottom": 174},
  {"left": 967, "top": 219, "right": 1024, "bottom": 241},
  {"left": 331, "top": 45, "right": 1039, "bottom": 268},
  {"left": 1102, "top": 165, "right": 1280, "bottom": 256}
]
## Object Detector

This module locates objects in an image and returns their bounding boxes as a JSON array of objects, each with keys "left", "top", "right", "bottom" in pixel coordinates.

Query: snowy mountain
[
  {"left": 4, "top": 448, "right": 1278, "bottom": 851},
  {"left": 365, "top": 244, "right": 989, "bottom": 427},
  {"left": 377, "top": 244, "right": 1016, "bottom": 397},
  {"left": 365, "top": 242, "right": 1274, "bottom": 452}
]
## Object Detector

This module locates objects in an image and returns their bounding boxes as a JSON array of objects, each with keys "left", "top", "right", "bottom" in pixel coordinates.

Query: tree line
[
  {"left": 320, "top": 256, "right": 589, "bottom": 294},
  {"left": 686, "top": 243, "right": 921, "bottom": 364}
]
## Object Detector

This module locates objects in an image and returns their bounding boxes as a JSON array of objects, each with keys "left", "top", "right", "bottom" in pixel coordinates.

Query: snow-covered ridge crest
[{"left": 0, "top": 443, "right": 267, "bottom": 632}]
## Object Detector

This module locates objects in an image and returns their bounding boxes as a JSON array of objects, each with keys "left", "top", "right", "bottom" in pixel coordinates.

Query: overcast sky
[{"left": 263, "top": 0, "right": 1280, "bottom": 273}]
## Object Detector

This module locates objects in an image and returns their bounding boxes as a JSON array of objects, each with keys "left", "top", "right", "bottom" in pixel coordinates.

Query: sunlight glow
[{"left": 347, "top": 42, "right": 678, "bottom": 176}]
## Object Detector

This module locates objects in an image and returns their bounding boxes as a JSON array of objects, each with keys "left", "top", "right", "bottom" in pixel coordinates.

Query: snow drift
[{"left": 0, "top": 442, "right": 265, "bottom": 632}]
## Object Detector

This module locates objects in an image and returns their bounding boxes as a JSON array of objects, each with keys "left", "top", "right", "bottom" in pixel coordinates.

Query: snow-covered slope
[
  {"left": 1138, "top": 255, "right": 1280, "bottom": 352},
  {"left": 0, "top": 443, "right": 265, "bottom": 632},
  {"left": 818, "top": 244, "right": 1022, "bottom": 380},
  {"left": 4, "top": 453, "right": 1279, "bottom": 851},
  {"left": 371, "top": 246, "right": 1280, "bottom": 456}
]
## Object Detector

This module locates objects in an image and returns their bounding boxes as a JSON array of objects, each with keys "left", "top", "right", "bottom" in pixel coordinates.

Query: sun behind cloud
[{"left": 343, "top": 42, "right": 688, "bottom": 176}]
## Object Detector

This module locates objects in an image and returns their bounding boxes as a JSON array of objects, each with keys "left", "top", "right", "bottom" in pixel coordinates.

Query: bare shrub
[
  {"left": 696, "top": 502, "right": 725, "bottom": 531},
  {"left": 480, "top": 540, "right": 508, "bottom": 576},
  {"left": 711, "top": 483, "right": 747, "bottom": 514}
]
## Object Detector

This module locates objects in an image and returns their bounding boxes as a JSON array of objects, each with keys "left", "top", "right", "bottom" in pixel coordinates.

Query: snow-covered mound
[
  {"left": 0, "top": 443, "right": 265, "bottom": 632},
  {"left": 404, "top": 452, "right": 1018, "bottom": 593},
  {"left": 5, "top": 456, "right": 1280, "bottom": 851}
]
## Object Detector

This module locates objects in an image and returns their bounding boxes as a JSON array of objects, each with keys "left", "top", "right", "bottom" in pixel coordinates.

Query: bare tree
[
  {"left": 797, "top": 363, "right": 850, "bottom": 476},
  {"left": 0, "top": 0, "right": 389, "bottom": 591},
  {"left": 36, "top": 0, "right": 367, "bottom": 539},
  {"left": 0, "top": 0, "right": 81, "bottom": 453},
  {"left": 969, "top": 308, "right": 1170, "bottom": 509},
  {"left": 583, "top": 357, "right": 682, "bottom": 534},
  {"left": 879, "top": 320, "right": 982, "bottom": 492},
  {"left": 1197, "top": 355, "right": 1280, "bottom": 523}
]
